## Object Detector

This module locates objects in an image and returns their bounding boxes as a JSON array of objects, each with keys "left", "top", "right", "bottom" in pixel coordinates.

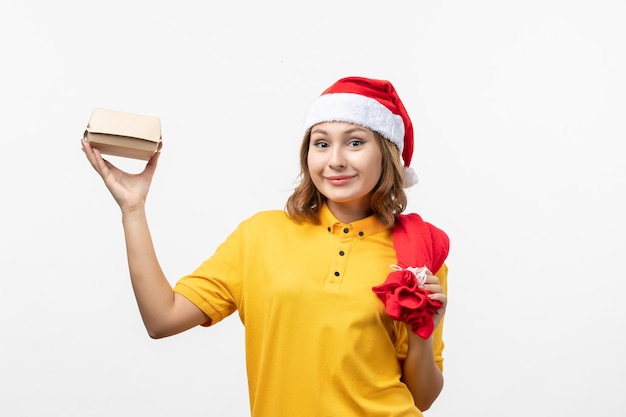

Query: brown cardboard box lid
[{"left": 84, "top": 108, "right": 162, "bottom": 160}]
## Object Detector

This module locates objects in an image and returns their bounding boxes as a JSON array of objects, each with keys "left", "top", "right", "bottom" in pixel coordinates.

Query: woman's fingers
[
  {"left": 82, "top": 140, "right": 111, "bottom": 178},
  {"left": 422, "top": 272, "right": 442, "bottom": 295},
  {"left": 427, "top": 292, "right": 447, "bottom": 304},
  {"left": 423, "top": 271, "right": 447, "bottom": 322},
  {"left": 141, "top": 151, "right": 160, "bottom": 181},
  {"left": 81, "top": 139, "right": 99, "bottom": 170}
]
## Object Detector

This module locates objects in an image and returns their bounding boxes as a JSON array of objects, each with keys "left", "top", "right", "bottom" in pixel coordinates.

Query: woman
[{"left": 82, "top": 76, "right": 450, "bottom": 416}]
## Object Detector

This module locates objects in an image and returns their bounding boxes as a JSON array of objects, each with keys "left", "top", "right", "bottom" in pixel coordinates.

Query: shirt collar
[{"left": 319, "top": 203, "right": 388, "bottom": 238}]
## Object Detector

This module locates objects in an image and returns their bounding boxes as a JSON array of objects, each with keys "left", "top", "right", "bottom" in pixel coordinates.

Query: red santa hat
[{"left": 302, "top": 76, "right": 418, "bottom": 187}]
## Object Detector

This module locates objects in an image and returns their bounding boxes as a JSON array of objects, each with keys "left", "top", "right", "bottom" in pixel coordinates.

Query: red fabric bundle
[{"left": 372, "top": 213, "right": 450, "bottom": 339}]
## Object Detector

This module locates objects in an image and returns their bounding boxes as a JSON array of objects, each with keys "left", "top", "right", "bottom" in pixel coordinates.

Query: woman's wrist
[
  {"left": 121, "top": 204, "right": 147, "bottom": 223},
  {"left": 406, "top": 326, "right": 434, "bottom": 353}
]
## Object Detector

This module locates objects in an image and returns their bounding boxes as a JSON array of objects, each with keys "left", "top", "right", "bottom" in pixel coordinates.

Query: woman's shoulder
[
  {"left": 241, "top": 209, "right": 296, "bottom": 229},
  {"left": 248, "top": 209, "right": 290, "bottom": 221},
  {"left": 231, "top": 210, "right": 308, "bottom": 242}
]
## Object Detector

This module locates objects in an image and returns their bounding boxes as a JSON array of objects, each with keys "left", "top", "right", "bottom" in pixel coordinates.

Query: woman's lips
[{"left": 326, "top": 175, "right": 355, "bottom": 185}]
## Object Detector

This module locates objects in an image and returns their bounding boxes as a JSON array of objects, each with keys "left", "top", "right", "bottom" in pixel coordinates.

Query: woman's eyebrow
[
  {"left": 310, "top": 128, "right": 327, "bottom": 135},
  {"left": 344, "top": 127, "right": 369, "bottom": 134},
  {"left": 311, "top": 126, "right": 369, "bottom": 135}
]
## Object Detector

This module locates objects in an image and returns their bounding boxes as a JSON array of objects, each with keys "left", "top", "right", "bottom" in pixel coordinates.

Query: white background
[{"left": 1, "top": 1, "right": 625, "bottom": 416}]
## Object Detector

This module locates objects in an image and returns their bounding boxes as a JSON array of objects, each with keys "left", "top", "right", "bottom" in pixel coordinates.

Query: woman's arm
[
  {"left": 402, "top": 269, "right": 447, "bottom": 410},
  {"left": 121, "top": 206, "right": 209, "bottom": 338},
  {"left": 402, "top": 330, "right": 444, "bottom": 410},
  {"left": 82, "top": 140, "right": 208, "bottom": 338}
]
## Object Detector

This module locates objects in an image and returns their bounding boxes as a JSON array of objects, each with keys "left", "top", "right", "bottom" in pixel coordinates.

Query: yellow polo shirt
[{"left": 174, "top": 204, "right": 447, "bottom": 417}]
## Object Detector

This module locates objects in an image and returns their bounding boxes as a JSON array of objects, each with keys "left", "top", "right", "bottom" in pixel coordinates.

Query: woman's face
[{"left": 307, "top": 122, "right": 383, "bottom": 222}]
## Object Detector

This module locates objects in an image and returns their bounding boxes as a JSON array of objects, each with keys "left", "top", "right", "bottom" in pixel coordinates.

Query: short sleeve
[{"left": 173, "top": 221, "right": 246, "bottom": 326}]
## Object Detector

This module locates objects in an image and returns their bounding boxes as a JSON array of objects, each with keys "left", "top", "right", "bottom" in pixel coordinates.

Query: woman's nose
[{"left": 328, "top": 147, "right": 346, "bottom": 169}]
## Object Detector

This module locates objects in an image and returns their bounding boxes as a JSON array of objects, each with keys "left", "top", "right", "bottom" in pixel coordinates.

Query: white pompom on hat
[{"left": 302, "top": 76, "right": 418, "bottom": 188}]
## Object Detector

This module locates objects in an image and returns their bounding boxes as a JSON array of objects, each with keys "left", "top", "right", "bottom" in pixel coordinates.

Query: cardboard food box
[{"left": 84, "top": 108, "right": 162, "bottom": 160}]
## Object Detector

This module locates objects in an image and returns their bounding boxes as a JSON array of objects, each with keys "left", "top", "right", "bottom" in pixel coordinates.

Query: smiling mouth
[{"left": 325, "top": 175, "right": 355, "bottom": 185}]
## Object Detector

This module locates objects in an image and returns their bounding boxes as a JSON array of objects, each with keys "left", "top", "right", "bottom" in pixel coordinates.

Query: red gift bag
[{"left": 372, "top": 213, "right": 449, "bottom": 339}]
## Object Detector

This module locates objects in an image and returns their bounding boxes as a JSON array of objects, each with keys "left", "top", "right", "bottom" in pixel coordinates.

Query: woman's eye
[
  {"left": 348, "top": 139, "right": 364, "bottom": 147},
  {"left": 313, "top": 141, "right": 329, "bottom": 148}
]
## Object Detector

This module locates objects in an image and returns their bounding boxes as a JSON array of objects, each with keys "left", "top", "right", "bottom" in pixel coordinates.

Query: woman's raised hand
[{"left": 81, "top": 139, "right": 160, "bottom": 212}]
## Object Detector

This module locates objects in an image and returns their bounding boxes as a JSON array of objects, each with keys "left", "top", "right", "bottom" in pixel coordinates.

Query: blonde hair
[{"left": 285, "top": 131, "right": 407, "bottom": 229}]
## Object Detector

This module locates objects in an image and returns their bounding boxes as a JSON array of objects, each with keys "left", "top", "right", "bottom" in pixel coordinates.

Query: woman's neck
[{"left": 326, "top": 200, "right": 373, "bottom": 224}]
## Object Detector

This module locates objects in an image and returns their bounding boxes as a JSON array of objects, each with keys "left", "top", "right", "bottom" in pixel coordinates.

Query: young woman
[{"left": 82, "top": 76, "right": 450, "bottom": 417}]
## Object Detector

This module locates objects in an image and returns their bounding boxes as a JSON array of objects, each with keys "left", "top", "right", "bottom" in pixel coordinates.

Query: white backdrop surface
[{"left": 1, "top": 1, "right": 625, "bottom": 416}]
